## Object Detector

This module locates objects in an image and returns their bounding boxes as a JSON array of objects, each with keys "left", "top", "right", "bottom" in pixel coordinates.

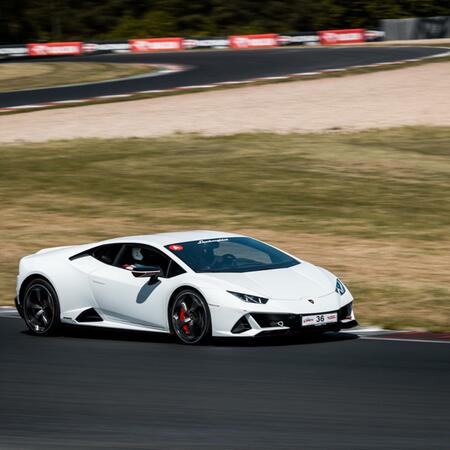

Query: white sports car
[{"left": 15, "top": 230, "right": 357, "bottom": 344}]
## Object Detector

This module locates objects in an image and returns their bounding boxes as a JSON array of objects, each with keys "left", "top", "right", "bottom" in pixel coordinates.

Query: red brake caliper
[{"left": 179, "top": 304, "right": 190, "bottom": 334}]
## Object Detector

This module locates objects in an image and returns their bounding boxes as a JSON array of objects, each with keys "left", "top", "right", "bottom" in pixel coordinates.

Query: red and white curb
[
  {"left": 342, "top": 326, "right": 450, "bottom": 344},
  {"left": 1, "top": 48, "right": 449, "bottom": 114}
]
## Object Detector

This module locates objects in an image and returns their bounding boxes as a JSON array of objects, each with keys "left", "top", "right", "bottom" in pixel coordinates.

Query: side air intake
[
  {"left": 231, "top": 316, "right": 251, "bottom": 334},
  {"left": 76, "top": 308, "right": 103, "bottom": 322}
]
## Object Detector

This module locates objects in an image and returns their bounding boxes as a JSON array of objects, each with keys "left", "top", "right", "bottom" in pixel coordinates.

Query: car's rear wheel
[
  {"left": 22, "top": 279, "right": 60, "bottom": 336},
  {"left": 170, "top": 289, "right": 211, "bottom": 345}
]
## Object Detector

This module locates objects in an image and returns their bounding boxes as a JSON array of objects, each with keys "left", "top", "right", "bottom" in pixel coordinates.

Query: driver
[
  {"left": 122, "top": 247, "right": 145, "bottom": 270},
  {"left": 132, "top": 247, "right": 144, "bottom": 262}
]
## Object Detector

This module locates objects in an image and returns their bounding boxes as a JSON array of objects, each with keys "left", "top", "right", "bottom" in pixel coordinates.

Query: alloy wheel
[
  {"left": 171, "top": 291, "right": 209, "bottom": 344},
  {"left": 23, "top": 283, "right": 56, "bottom": 334}
]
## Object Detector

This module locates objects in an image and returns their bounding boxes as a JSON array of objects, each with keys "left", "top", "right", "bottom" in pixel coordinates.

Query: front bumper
[
  {"left": 213, "top": 301, "right": 357, "bottom": 337},
  {"left": 256, "top": 319, "right": 358, "bottom": 337}
]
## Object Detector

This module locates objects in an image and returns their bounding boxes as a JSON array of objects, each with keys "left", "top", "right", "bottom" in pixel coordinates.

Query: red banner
[
  {"left": 27, "top": 42, "right": 83, "bottom": 56},
  {"left": 318, "top": 29, "right": 365, "bottom": 45},
  {"left": 129, "top": 38, "right": 184, "bottom": 52},
  {"left": 229, "top": 34, "right": 279, "bottom": 49}
]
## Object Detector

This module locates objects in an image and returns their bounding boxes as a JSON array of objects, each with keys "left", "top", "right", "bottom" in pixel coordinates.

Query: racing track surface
[
  {"left": 0, "top": 46, "right": 446, "bottom": 107},
  {"left": 0, "top": 315, "right": 449, "bottom": 449}
]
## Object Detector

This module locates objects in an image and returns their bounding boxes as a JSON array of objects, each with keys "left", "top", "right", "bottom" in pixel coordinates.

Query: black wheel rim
[
  {"left": 172, "top": 292, "right": 207, "bottom": 343},
  {"left": 23, "top": 284, "right": 55, "bottom": 334}
]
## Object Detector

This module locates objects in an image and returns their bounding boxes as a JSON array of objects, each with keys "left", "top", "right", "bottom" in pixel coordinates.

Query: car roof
[{"left": 98, "top": 230, "right": 244, "bottom": 248}]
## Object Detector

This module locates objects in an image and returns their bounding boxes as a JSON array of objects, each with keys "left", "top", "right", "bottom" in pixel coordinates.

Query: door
[{"left": 90, "top": 243, "right": 181, "bottom": 331}]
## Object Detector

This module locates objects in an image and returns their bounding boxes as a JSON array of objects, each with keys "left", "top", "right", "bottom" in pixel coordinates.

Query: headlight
[
  {"left": 335, "top": 278, "right": 346, "bottom": 295},
  {"left": 227, "top": 291, "right": 269, "bottom": 304}
]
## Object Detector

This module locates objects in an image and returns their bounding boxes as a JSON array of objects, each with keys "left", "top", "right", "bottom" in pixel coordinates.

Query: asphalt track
[
  {"left": 0, "top": 46, "right": 446, "bottom": 107},
  {"left": 0, "top": 314, "right": 449, "bottom": 449}
]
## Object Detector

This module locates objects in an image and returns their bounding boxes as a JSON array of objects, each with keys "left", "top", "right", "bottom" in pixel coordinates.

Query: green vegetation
[
  {"left": 0, "top": 62, "right": 156, "bottom": 93},
  {"left": 1, "top": 0, "right": 449, "bottom": 44},
  {"left": 1, "top": 127, "right": 449, "bottom": 330}
]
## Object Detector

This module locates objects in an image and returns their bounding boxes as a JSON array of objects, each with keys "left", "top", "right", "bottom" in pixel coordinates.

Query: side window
[
  {"left": 167, "top": 260, "right": 186, "bottom": 278},
  {"left": 115, "top": 245, "right": 172, "bottom": 277},
  {"left": 91, "top": 244, "right": 123, "bottom": 266}
]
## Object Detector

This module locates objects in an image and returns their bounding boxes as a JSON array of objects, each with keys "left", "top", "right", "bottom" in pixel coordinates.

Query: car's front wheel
[
  {"left": 170, "top": 289, "right": 211, "bottom": 344},
  {"left": 22, "top": 278, "right": 61, "bottom": 336}
]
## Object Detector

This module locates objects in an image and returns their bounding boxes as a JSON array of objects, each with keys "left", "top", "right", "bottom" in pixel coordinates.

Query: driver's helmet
[{"left": 132, "top": 247, "right": 144, "bottom": 261}]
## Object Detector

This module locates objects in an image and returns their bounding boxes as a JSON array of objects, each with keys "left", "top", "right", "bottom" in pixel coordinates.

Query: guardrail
[{"left": 0, "top": 29, "right": 385, "bottom": 59}]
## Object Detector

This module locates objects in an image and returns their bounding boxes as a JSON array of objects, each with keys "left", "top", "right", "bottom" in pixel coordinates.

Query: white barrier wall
[{"left": 382, "top": 16, "right": 450, "bottom": 40}]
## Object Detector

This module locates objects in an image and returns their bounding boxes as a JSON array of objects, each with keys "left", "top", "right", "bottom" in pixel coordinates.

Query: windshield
[{"left": 165, "top": 237, "right": 299, "bottom": 273}]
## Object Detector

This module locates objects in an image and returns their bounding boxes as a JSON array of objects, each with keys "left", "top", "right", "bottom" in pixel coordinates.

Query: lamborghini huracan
[{"left": 15, "top": 230, "right": 357, "bottom": 344}]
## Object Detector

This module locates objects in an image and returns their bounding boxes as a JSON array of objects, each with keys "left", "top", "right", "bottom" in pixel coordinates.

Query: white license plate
[{"left": 302, "top": 312, "right": 338, "bottom": 327}]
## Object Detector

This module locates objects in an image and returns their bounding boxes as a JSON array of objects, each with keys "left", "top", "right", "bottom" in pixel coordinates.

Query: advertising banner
[
  {"left": 318, "top": 29, "right": 365, "bottom": 45},
  {"left": 83, "top": 41, "right": 130, "bottom": 53},
  {"left": 183, "top": 38, "right": 229, "bottom": 49},
  {"left": 364, "top": 30, "right": 385, "bottom": 42},
  {"left": 0, "top": 45, "right": 28, "bottom": 58},
  {"left": 229, "top": 34, "right": 279, "bottom": 49},
  {"left": 278, "top": 33, "right": 320, "bottom": 45},
  {"left": 129, "top": 38, "right": 184, "bottom": 52},
  {"left": 27, "top": 42, "right": 83, "bottom": 56}
]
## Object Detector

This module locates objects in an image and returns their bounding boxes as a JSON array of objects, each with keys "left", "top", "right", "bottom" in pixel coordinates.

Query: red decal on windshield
[{"left": 169, "top": 244, "right": 183, "bottom": 251}]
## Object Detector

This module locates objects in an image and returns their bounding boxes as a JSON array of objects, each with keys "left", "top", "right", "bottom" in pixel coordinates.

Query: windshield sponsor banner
[
  {"left": 27, "top": 42, "right": 83, "bottom": 56},
  {"left": 229, "top": 34, "right": 279, "bottom": 49},
  {"left": 318, "top": 29, "right": 365, "bottom": 45},
  {"left": 197, "top": 238, "right": 229, "bottom": 244},
  {"left": 129, "top": 37, "right": 184, "bottom": 52}
]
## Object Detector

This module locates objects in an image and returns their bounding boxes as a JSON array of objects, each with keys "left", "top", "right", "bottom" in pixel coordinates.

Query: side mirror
[{"left": 123, "top": 264, "right": 161, "bottom": 284}]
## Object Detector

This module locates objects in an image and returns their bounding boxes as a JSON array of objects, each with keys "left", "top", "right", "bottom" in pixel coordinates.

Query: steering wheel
[{"left": 222, "top": 253, "right": 237, "bottom": 267}]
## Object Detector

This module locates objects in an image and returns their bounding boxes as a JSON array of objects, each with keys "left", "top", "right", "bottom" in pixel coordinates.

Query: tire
[
  {"left": 169, "top": 289, "right": 211, "bottom": 345},
  {"left": 22, "top": 278, "right": 61, "bottom": 336}
]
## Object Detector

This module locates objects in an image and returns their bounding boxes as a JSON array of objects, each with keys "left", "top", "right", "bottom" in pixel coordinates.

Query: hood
[{"left": 205, "top": 262, "right": 334, "bottom": 301}]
